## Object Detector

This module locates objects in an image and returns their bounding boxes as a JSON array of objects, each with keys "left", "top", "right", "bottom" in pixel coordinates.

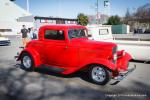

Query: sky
[{"left": 14, "top": 0, "right": 150, "bottom": 18}]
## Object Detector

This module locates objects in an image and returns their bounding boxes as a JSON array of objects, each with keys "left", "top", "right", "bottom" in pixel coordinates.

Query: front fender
[
  {"left": 80, "top": 58, "right": 116, "bottom": 71},
  {"left": 62, "top": 58, "right": 115, "bottom": 75},
  {"left": 17, "top": 48, "right": 41, "bottom": 67}
]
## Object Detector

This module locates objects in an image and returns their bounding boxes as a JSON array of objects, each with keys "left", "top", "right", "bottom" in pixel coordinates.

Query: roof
[
  {"left": 39, "top": 24, "right": 86, "bottom": 29},
  {"left": 34, "top": 16, "right": 77, "bottom": 21}
]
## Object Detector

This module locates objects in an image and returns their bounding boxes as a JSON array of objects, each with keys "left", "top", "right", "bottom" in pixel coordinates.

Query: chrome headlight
[
  {"left": 113, "top": 53, "right": 117, "bottom": 61},
  {"left": 112, "top": 46, "right": 117, "bottom": 54},
  {"left": 122, "top": 50, "right": 126, "bottom": 56},
  {"left": 112, "top": 46, "right": 117, "bottom": 63}
]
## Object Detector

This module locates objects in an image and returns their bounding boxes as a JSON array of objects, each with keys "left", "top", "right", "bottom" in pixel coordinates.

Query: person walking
[{"left": 21, "top": 25, "right": 28, "bottom": 47}]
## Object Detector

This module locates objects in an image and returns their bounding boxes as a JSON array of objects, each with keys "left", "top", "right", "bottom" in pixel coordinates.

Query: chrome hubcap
[
  {"left": 23, "top": 56, "right": 31, "bottom": 68},
  {"left": 92, "top": 66, "right": 106, "bottom": 82}
]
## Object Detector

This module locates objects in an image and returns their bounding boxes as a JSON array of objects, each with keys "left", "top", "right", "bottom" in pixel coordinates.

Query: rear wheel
[
  {"left": 88, "top": 65, "right": 111, "bottom": 85},
  {"left": 21, "top": 53, "right": 34, "bottom": 71}
]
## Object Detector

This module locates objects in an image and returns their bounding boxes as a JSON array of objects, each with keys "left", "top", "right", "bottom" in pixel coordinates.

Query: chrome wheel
[
  {"left": 91, "top": 66, "right": 106, "bottom": 82},
  {"left": 23, "top": 55, "right": 32, "bottom": 69}
]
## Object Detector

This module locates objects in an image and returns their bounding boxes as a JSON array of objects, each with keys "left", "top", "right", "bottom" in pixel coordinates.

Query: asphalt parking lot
[{"left": 0, "top": 36, "right": 150, "bottom": 100}]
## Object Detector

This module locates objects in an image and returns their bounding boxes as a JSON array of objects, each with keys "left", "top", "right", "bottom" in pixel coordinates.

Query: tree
[
  {"left": 77, "top": 13, "right": 89, "bottom": 26},
  {"left": 134, "top": 3, "right": 150, "bottom": 19},
  {"left": 107, "top": 15, "right": 121, "bottom": 25},
  {"left": 125, "top": 8, "right": 131, "bottom": 18}
]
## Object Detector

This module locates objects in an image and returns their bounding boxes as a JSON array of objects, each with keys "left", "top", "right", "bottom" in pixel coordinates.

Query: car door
[{"left": 43, "top": 29, "right": 79, "bottom": 68}]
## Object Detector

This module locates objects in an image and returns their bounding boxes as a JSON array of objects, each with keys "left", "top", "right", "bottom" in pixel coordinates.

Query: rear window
[
  {"left": 44, "top": 30, "right": 65, "bottom": 40},
  {"left": 99, "top": 29, "right": 109, "bottom": 35}
]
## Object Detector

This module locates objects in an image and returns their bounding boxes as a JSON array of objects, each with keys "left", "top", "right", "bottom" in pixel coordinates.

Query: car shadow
[
  {"left": 18, "top": 64, "right": 120, "bottom": 86},
  {"left": 0, "top": 62, "right": 149, "bottom": 100},
  {"left": 34, "top": 67, "right": 92, "bottom": 83},
  {"left": 130, "top": 59, "right": 150, "bottom": 64},
  {"left": 16, "top": 64, "right": 93, "bottom": 85}
]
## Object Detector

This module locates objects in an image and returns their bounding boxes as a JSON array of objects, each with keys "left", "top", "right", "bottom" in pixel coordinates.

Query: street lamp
[
  {"left": 96, "top": 0, "right": 99, "bottom": 24},
  {"left": 26, "top": 0, "right": 29, "bottom": 13}
]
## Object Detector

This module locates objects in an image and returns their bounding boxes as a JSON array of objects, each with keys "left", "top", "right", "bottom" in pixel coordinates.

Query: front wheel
[
  {"left": 21, "top": 53, "right": 34, "bottom": 71},
  {"left": 88, "top": 65, "right": 111, "bottom": 85}
]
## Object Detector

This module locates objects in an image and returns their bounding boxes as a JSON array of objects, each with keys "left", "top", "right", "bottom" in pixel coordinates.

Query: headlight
[
  {"left": 112, "top": 46, "right": 117, "bottom": 63},
  {"left": 112, "top": 46, "right": 117, "bottom": 54},
  {"left": 122, "top": 50, "right": 126, "bottom": 56},
  {"left": 113, "top": 53, "right": 117, "bottom": 61}
]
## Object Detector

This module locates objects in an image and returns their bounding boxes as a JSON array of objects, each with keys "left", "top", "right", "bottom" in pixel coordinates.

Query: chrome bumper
[{"left": 113, "top": 64, "right": 136, "bottom": 81}]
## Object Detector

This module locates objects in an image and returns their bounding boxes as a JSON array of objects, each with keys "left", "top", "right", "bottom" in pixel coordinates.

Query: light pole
[
  {"left": 96, "top": 0, "right": 99, "bottom": 24},
  {"left": 96, "top": 0, "right": 99, "bottom": 19},
  {"left": 26, "top": 0, "right": 29, "bottom": 13}
]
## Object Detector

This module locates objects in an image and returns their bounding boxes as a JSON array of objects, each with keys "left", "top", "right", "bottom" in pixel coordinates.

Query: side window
[
  {"left": 79, "top": 30, "right": 85, "bottom": 37},
  {"left": 44, "top": 30, "right": 65, "bottom": 40},
  {"left": 99, "top": 29, "right": 109, "bottom": 35},
  {"left": 68, "top": 29, "right": 86, "bottom": 39}
]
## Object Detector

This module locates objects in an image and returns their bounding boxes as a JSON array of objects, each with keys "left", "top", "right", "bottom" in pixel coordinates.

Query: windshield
[{"left": 68, "top": 29, "right": 87, "bottom": 39}]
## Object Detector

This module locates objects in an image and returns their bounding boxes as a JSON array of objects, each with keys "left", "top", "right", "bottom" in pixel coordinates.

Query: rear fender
[{"left": 17, "top": 48, "right": 41, "bottom": 67}]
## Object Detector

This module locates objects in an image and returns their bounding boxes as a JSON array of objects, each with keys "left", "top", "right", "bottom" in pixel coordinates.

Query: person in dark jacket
[{"left": 21, "top": 25, "right": 28, "bottom": 47}]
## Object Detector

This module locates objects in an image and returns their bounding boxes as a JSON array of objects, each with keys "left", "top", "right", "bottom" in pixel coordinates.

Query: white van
[{"left": 87, "top": 25, "right": 150, "bottom": 61}]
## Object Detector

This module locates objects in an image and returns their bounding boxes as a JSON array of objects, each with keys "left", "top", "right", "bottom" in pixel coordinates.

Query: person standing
[
  {"left": 27, "top": 27, "right": 32, "bottom": 41},
  {"left": 32, "top": 29, "right": 38, "bottom": 40},
  {"left": 21, "top": 25, "right": 28, "bottom": 47},
  {"left": 28, "top": 27, "right": 37, "bottom": 40}
]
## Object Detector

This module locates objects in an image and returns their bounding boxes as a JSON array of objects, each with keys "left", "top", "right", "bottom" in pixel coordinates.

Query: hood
[{"left": 78, "top": 38, "right": 117, "bottom": 49}]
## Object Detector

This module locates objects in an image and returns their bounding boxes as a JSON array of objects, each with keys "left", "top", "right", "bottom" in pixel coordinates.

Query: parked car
[
  {"left": 16, "top": 25, "right": 135, "bottom": 85},
  {"left": 0, "top": 36, "right": 11, "bottom": 46}
]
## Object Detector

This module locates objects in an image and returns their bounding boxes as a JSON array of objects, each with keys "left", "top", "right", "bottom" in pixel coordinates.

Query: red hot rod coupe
[{"left": 16, "top": 25, "right": 136, "bottom": 85}]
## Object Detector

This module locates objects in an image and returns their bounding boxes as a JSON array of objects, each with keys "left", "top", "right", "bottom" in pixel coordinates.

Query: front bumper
[{"left": 113, "top": 64, "right": 136, "bottom": 81}]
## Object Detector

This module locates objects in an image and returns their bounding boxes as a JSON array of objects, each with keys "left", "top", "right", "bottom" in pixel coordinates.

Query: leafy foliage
[
  {"left": 107, "top": 15, "right": 121, "bottom": 25},
  {"left": 134, "top": 3, "right": 150, "bottom": 18},
  {"left": 77, "top": 13, "right": 89, "bottom": 26},
  {"left": 125, "top": 8, "right": 131, "bottom": 18}
]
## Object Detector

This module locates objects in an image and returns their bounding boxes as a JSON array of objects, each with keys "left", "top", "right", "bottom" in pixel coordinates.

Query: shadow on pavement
[
  {"left": 130, "top": 60, "right": 150, "bottom": 64},
  {"left": 0, "top": 61, "right": 149, "bottom": 100},
  {"left": 34, "top": 67, "right": 92, "bottom": 83}
]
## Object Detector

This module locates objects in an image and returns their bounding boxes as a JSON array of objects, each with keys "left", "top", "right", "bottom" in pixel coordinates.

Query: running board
[{"left": 36, "top": 64, "right": 65, "bottom": 73}]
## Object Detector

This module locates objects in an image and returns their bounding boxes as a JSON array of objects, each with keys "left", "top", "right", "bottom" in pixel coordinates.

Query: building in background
[
  {"left": 34, "top": 16, "right": 77, "bottom": 30},
  {"left": 112, "top": 24, "right": 130, "bottom": 34},
  {"left": 0, "top": 0, "right": 78, "bottom": 35},
  {"left": 18, "top": 16, "right": 77, "bottom": 31},
  {"left": 124, "top": 18, "right": 150, "bottom": 33},
  {"left": 0, "top": 0, "right": 33, "bottom": 35}
]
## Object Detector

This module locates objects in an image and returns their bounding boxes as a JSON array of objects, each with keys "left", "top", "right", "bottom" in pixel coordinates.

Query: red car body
[{"left": 17, "top": 25, "right": 133, "bottom": 85}]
